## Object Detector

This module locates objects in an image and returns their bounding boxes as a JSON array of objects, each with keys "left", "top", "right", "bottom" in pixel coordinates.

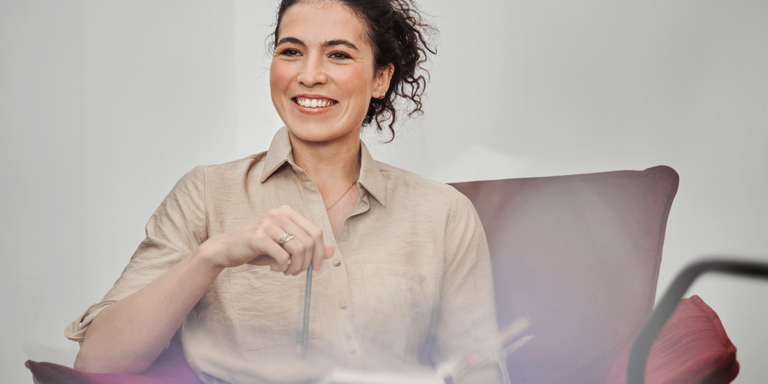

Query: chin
[{"left": 287, "top": 123, "right": 359, "bottom": 144}]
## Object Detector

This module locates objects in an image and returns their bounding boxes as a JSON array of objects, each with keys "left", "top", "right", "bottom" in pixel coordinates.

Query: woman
[{"left": 66, "top": 0, "right": 504, "bottom": 382}]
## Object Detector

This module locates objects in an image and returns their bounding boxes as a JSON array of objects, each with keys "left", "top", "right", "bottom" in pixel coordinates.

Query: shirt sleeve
[
  {"left": 65, "top": 166, "right": 208, "bottom": 342},
  {"left": 430, "top": 188, "right": 508, "bottom": 383}
]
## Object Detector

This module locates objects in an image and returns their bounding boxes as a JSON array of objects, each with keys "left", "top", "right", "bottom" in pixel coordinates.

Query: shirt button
[
  {"left": 333, "top": 260, "right": 341, "bottom": 267},
  {"left": 348, "top": 347, "right": 357, "bottom": 354},
  {"left": 339, "top": 302, "right": 348, "bottom": 310},
  {"left": 345, "top": 333, "right": 353, "bottom": 340}
]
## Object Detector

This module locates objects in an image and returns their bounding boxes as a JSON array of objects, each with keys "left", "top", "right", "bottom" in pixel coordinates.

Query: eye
[
  {"left": 279, "top": 48, "right": 301, "bottom": 57},
  {"left": 329, "top": 51, "right": 352, "bottom": 60}
]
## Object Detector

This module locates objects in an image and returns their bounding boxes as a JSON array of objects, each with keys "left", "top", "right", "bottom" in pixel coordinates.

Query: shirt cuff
[{"left": 64, "top": 301, "right": 115, "bottom": 342}]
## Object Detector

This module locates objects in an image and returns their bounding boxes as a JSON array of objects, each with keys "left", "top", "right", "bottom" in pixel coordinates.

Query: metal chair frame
[{"left": 627, "top": 259, "right": 768, "bottom": 384}]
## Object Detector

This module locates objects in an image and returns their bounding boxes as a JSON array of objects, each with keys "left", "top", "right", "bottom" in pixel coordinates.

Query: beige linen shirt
[{"left": 66, "top": 127, "right": 503, "bottom": 383}]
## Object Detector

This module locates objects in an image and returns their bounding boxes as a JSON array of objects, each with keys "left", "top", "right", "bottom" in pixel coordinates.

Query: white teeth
[{"left": 296, "top": 98, "right": 334, "bottom": 108}]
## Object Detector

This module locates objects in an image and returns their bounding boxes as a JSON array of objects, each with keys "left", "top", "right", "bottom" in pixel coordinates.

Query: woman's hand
[{"left": 199, "top": 205, "right": 334, "bottom": 275}]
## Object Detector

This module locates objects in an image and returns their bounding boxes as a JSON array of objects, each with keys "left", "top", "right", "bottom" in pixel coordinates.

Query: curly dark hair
[{"left": 270, "top": 0, "right": 437, "bottom": 141}]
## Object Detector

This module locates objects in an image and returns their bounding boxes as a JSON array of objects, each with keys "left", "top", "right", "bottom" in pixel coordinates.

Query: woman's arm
[
  {"left": 74, "top": 244, "right": 223, "bottom": 373},
  {"left": 432, "top": 189, "right": 507, "bottom": 383},
  {"left": 75, "top": 204, "right": 333, "bottom": 374}
]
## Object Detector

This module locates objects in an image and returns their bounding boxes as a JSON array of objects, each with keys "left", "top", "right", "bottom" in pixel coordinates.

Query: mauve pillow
[
  {"left": 603, "top": 295, "right": 739, "bottom": 384},
  {"left": 451, "top": 166, "right": 680, "bottom": 383}
]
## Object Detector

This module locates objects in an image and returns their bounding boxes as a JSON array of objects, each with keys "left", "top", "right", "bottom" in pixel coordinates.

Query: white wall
[{"left": 1, "top": 1, "right": 766, "bottom": 383}]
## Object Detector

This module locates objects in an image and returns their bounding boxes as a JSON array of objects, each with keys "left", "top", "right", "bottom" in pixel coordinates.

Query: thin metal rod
[
  {"left": 301, "top": 261, "right": 313, "bottom": 360},
  {"left": 627, "top": 258, "right": 768, "bottom": 384}
]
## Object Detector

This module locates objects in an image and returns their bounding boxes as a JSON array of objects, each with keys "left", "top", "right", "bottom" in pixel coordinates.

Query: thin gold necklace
[{"left": 325, "top": 179, "right": 358, "bottom": 211}]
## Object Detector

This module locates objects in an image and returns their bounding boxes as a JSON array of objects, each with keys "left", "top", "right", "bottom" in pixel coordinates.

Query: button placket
[
  {"left": 344, "top": 327, "right": 360, "bottom": 357},
  {"left": 296, "top": 173, "right": 363, "bottom": 367},
  {"left": 327, "top": 248, "right": 362, "bottom": 365}
]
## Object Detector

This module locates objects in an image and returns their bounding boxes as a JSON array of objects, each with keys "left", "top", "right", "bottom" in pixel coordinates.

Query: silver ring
[{"left": 278, "top": 232, "right": 295, "bottom": 245}]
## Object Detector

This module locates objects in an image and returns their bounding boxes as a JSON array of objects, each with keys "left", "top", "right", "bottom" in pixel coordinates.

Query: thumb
[{"left": 324, "top": 244, "right": 335, "bottom": 259}]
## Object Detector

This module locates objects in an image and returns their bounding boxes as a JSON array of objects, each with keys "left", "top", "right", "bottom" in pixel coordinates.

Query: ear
[{"left": 372, "top": 63, "right": 394, "bottom": 99}]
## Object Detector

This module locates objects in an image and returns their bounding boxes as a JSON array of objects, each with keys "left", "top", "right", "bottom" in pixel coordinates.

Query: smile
[{"left": 293, "top": 97, "right": 338, "bottom": 109}]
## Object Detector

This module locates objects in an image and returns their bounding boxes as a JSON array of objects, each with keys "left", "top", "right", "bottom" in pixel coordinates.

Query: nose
[{"left": 297, "top": 54, "right": 327, "bottom": 87}]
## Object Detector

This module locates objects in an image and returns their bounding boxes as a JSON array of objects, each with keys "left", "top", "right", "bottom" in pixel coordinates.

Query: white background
[{"left": 1, "top": 1, "right": 766, "bottom": 383}]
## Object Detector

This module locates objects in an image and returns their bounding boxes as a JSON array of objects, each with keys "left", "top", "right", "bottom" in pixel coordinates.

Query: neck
[{"left": 288, "top": 128, "right": 361, "bottom": 193}]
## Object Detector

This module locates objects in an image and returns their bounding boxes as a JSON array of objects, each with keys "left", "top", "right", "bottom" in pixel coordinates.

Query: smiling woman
[
  {"left": 269, "top": 2, "right": 392, "bottom": 178},
  {"left": 64, "top": 0, "right": 506, "bottom": 383}
]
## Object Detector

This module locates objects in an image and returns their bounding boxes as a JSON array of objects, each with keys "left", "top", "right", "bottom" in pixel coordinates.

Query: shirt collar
[
  {"left": 260, "top": 127, "right": 293, "bottom": 183},
  {"left": 358, "top": 138, "right": 387, "bottom": 207},
  {"left": 260, "top": 127, "right": 387, "bottom": 207}
]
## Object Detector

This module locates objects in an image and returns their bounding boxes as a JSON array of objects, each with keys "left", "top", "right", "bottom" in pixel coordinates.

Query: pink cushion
[
  {"left": 452, "top": 166, "right": 680, "bottom": 383},
  {"left": 603, "top": 295, "right": 739, "bottom": 384},
  {"left": 26, "top": 328, "right": 202, "bottom": 384}
]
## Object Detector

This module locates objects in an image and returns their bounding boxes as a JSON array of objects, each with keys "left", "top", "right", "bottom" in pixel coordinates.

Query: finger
[
  {"left": 292, "top": 242, "right": 314, "bottom": 276},
  {"left": 269, "top": 217, "right": 314, "bottom": 276},
  {"left": 270, "top": 262, "right": 286, "bottom": 273},
  {"left": 278, "top": 206, "right": 327, "bottom": 271},
  {"left": 281, "top": 237, "right": 307, "bottom": 276},
  {"left": 317, "top": 244, "right": 335, "bottom": 271},
  {"left": 248, "top": 238, "right": 290, "bottom": 270},
  {"left": 298, "top": 236, "right": 315, "bottom": 274},
  {"left": 248, "top": 254, "right": 273, "bottom": 266},
  {"left": 270, "top": 247, "right": 291, "bottom": 273},
  {"left": 324, "top": 244, "right": 335, "bottom": 259},
  {"left": 276, "top": 206, "right": 323, "bottom": 273},
  {"left": 261, "top": 224, "right": 303, "bottom": 275}
]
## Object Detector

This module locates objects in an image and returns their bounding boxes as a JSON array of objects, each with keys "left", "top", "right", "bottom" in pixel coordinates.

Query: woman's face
[{"left": 270, "top": 1, "right": 391, "bottom": 145}]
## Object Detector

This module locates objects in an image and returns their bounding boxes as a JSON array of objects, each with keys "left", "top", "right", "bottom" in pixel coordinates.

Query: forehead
[{"left": 278, "top": 1, "right": 370, "bottom": 49}]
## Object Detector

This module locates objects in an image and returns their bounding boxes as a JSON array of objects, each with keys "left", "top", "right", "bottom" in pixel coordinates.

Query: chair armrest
[{"left": 604, "top": 295, "right": 738, "bottom": 384}]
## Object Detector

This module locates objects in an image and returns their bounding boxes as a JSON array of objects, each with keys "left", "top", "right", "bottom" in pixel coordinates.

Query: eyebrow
[
  {"left": 324, "top": 39, "right": 359, "bottom": 51},
  {"left": 276, "top": 37, "right": 359, "bottom": 52}
]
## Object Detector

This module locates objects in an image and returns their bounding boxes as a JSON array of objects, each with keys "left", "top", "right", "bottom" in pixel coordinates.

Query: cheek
[
  {"left": 336, "top": 67, "right": 375, "bottom": 99},
  {"left": 269, "top": 61, "right": 291, "bottom": 93}
]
